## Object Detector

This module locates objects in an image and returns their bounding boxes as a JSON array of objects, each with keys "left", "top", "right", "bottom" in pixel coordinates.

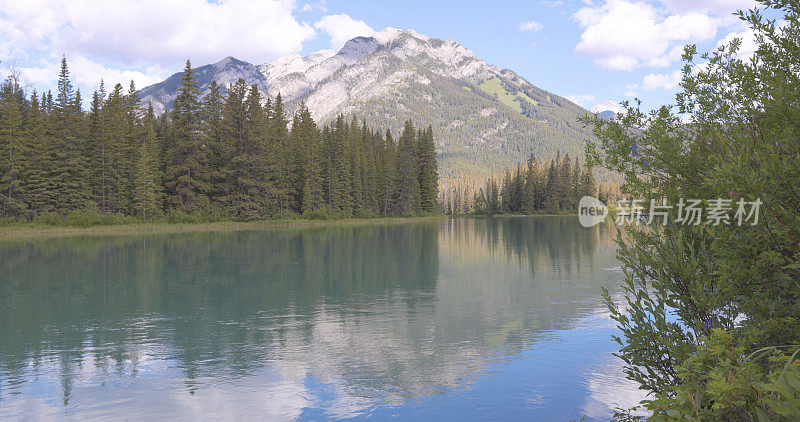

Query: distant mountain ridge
[
  {"left": 138, "top": 28, "right": 597, "bottom": 183},
  {"left": 590, "top": 99, "right": 624, "bottom": 120}
]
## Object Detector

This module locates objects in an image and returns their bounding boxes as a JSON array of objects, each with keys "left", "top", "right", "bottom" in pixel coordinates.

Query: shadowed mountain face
[
  {"left": 138, "top": 56, "right": 269, "bottom": 115},
  {"left": 138, "top": 28, "right": 596, "bottom": 183}
]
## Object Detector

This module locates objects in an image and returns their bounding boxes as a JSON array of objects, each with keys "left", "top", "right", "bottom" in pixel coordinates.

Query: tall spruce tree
[
  {"left": 301, "top": 120, "right": 325, "bottom": 214},
  {"left": 417, "top": 125, "right": 438, "bottom": 213},
  {"left": 164, "top": 60, "right": 210, "bottom": 213},
  {"left": 522, "top": 155, "right": 538, "bottom": 213},
  {"left": 293, "top": 104, "right": 321, "bottom": 213},
  {"left": 20, "top": 91, "right": 49, "bottom": 215},
  {"left": 213, "top": 78, "right": 246, "bottom": 214},
  {"left": 328, "top": 115, "right": 352, "bottom": 213},
  {"left": 269, "top": 93, "right": 291, "bottom": 212},
  {"left": 380, "top": 129, "right": 396, "bottom": 215},
  {"left": 578, "top": 166, "right": 597, "bottom": 198},
  {"left": 201, "top": 80, "right": 227, "bottom": 209},
  {"left": 392, "top": 121, "right": 420, "bottom": 215},
  {"left": 0, "top": 75, "right": 26, "bottom": 216},
  {"left": 544, "top": 155, "right": 559, "bottom": 211},
  {"left": 51, "top": 57, "right": 90, "bottom": 212},
  {"left": 132, "top": 104, "right": 162, "bottom": 218},
  {"left": 98, "top": 84, "right": 131, "bottom": 213}
]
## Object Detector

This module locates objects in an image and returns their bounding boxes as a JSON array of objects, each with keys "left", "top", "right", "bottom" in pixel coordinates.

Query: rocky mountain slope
[{"left": 138, "top": 28, "right": 596, "bottom": 183}]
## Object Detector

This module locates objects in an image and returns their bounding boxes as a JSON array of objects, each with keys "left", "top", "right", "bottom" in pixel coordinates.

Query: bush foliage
[{"left": 586, "top": 1, "right": 800, "bottom": 419}]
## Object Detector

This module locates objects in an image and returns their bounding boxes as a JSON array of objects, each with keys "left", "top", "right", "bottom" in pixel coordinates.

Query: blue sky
[{"left": 0, "top": 0, "right": 762, "bottom": 111}]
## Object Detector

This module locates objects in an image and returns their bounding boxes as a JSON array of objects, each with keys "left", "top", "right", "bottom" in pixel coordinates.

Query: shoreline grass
[{"left": 0, "top": 216, "right": 447, "bottom": 240}]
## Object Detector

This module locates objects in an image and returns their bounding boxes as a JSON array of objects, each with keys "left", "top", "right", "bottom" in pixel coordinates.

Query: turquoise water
[{"left": 0, "top": 217, "right": 643, "bottom": 420}]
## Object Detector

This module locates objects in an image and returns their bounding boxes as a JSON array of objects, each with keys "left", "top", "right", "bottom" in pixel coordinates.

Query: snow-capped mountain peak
[
  {"left": 590, "top": 99, "right": 624, "bottom": 115},
  {"left": 137, "top": 27, "right": 593, "bottom": 184}
]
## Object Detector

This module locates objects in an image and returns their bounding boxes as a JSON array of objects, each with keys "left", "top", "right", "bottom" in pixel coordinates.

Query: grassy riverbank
[{"left": 0, "top": 216, "right": 446, "bottom": 240}]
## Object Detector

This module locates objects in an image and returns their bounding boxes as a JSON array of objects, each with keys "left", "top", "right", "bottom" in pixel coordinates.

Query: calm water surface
[{"left": 0, "top": 217, "right": 643, "bottom": 420}]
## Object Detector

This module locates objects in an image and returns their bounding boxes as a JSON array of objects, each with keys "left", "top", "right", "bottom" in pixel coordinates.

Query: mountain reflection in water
[{"left": 0, "top": 216, "right": 644, "bottom": 420}]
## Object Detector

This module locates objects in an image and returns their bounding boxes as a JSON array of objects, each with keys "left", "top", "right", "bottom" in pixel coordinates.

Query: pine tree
[
  {"left": 0, "top": 75, "right": 27, "bottom": 216},
  {"left": 98, "top": 83, "right": 130, "bottom": 213},
  {"left": 544, "top": 154, "right": 559, "bottom": 211},
  {"left": 301, "top": 122, "right": 325, "bottom": 214},
  {"left": 578, "top": 166, "right": 597, "bottom": 199},
  {"left": 328, "top": 115, "right": 352, "bottom": 213},
  {"left": 558, "top": 153, "right": 572, "bottom": 211},
  {"left": 51, "top": 57, "right": 91, "bottom": 212},
  {"left": 500, "top": 168, "right": 512, "bottom": 213},
  {"left": 164, "top": 60, "right": 210, "bottom": 213},
  {"left": 516, "top": 164, "right": 525, "bottom": 212},
  {"left": 213, "top": 78, "right": 247, "bottom": 214},
  {"left": 132, "top": 104, "right": 162, "bottom": 218},
  {"left": 417, "top": 125, "right": 438, "bottom": 213},
  {"left": 0, "top": 60, "right": 440, "bottom": 222},
  {"left": 123, "top": 80, "right": 142, "bottom": 211},
  {"left": 202, "top": 80, "right": 227, "bottom": 209},
  {"left": 289, "top": 104, "right": 317, "bottom": 212},
  {"left": 19, "top": 91, "right": 49, "bottom": 215},
  {"left": 488, "top": 176, "right": 500, "bottom": 214},
  {"left": 522, "top": 155, "right": 538, "bottom": 213},
  {"left": 571, "top": 157, "right": 581, "bottom": 205},
  {"left": 380, "top": 129, "right": 396, "bottom": 215},
  {"left": 243, "top": 84, "right": 274, "bottom": 218},
  {"left": 361, "top": 120, "right": 378, "bottom": 213},
  {"left": 215, "top": 80, "right": 276, "bottom": 219},
  {"left": 270, "top": 93, "right": 291, "bottom": 212},
  {"left": 87, "top": 88, "right": 104, "bottom": 204},
  {"left": 392, "top": 121, "right": 420, "bottom": 215}
]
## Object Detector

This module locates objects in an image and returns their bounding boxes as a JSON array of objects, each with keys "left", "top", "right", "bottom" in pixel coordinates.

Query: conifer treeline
[
  {"left": 0, "top": 59, "right": 438, "bottom": 220},
  {"left": 441, "top": 151, "right": 599, "bottom": 215}
]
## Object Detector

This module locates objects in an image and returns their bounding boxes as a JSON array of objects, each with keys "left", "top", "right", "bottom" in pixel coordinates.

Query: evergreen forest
[
  {"left": 0, "top": 59, "right": 439, "bottom": 223},
  {"left": 440, "top": 152, "right": 600, "bottom": 215}
]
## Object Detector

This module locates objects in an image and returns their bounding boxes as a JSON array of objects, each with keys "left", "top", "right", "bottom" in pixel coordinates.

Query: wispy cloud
[
  {"left": 302, "top": 0, "right": 328, "bottom": 13},
  {"left": 314, "top": 14, "right": 375, "bottom": 50},
  {"left": 565, "top": 94, "right": 596, "bottom": 107},
  {"left": 520, "top": 20, "right": 544, "bottom": 32},
  {"left": 572, "top": 0, "right": 723, "bottom": 71}
]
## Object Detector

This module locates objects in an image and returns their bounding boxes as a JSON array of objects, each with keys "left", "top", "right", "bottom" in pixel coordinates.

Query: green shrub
[
  {"left": 0, "top": 216, "right": 26, "bottom": 227},
  {"left": 301, "top": 209, "right": 333, "bottom": 220},
  {"left": 163, "top": 210, "right": 199, "bottom": 224},
  {"left": 63, "top": 208, "right": 104, "bottom": 227},
  {"left": 587, "top": 1, "right": 800, "bottom": 418},
  {"left": 352, "top": 208, "right": 378, "bottom": 219},
  {"left": 32, "top": 212, "right": 60, "bottom": 226}
]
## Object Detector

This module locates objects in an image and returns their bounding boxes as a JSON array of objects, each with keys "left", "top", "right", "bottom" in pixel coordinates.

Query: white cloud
[
  {"left": 541, "top": 0, "right": 564, "bottom": 7},
  {"left": 716, "top": 26, "right": 759, "bottom": 58},
  {"left": 624, "top": 69, "right": 682, "bottom": 96},
  {"left": 590, "top": 99, "right": 626, "bottom": 114},
  {"left": 659, "top": 0, "right": 757, "bottom": 14},
  {"left": 641, "top": 70, "right": 682, "bottom": 90},
  {"left": 573, "top": 0, "right": 721, "bottom": 70},
  {"left": 0, "top": 0, "right": 315, "bottom": 69},
  {"left": 520, "top": 20, "right": 544, "bottom": 32},
  {"left": 566, "top": 94, "right": 596, "bottom": 107},
  {"left": 623, "top": 84, "right": 640, "bottom": 97},
  {"left": 0, "top": 0, "right": 322, "bottom": 100},
  {"left": 302, "top": 0, "right": 327, "bottom": 12},
  {"left": 8, "top": 55, "right": 168, "bottom": 94},
  {"left": 314, "top": 14, "right": 375, "bottom": 50}
]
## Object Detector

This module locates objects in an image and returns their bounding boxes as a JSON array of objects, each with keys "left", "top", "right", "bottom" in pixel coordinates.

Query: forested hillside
[
  {"left": 0, "top": 59, "right": 438, "bottom": 221},
  {"left": 441, "top": 152, "right": 614, "bottom": 215}
]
